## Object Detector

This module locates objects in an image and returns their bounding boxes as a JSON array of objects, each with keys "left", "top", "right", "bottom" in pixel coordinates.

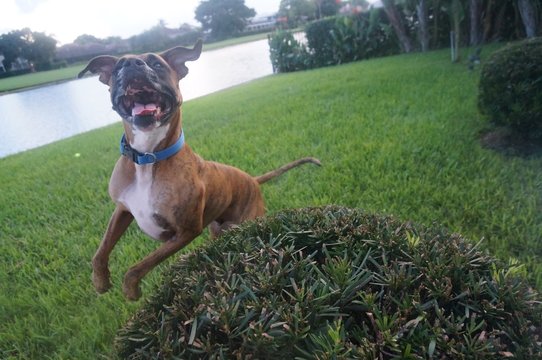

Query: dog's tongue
[{"left": 132, "top": 102, "right": 158, "bottom": 116}]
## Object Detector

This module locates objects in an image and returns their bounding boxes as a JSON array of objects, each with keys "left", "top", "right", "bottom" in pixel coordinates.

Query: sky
[{"left": 1, "top": 0, "right": 282, "bottom": 45}]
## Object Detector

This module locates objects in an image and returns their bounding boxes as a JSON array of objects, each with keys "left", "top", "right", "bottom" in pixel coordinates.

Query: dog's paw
[
  {"left": 92, "top": 271, "right": 112, "bottom": 294},
  {"left": 122, "top": 283, "right": 142, "bottom": 301},
  {"left": 122, "top": 273, "right": 142, "bottom": 301}
]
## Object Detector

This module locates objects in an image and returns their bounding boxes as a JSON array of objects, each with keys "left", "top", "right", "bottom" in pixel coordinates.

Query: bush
[
  {"left": 305, "top": 10, "right": 397, "bottom": 68},
  {"left": 116, "top": 206, "right": 542, "bottom": 359},
  {"left": 268, "top": 10, "right": 399, "bottom": 73},
  {"left": 303, "top": 17, "right": 337, "bottom": 67},
  {"left": 268, "top": 31, "right": 311, "bottom": 73},
  {"left": 478, "top": 38, "right": 542, "bottom": 140}
]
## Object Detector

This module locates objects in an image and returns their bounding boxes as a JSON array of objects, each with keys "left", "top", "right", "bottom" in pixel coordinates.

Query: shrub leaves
[{"left": 116, "top": 206, "right": 541, "bottom": 359}]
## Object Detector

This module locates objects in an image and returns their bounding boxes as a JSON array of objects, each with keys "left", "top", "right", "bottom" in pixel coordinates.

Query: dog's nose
[{"left": 124, "top": 58, "right": 146, "bottom": 68}]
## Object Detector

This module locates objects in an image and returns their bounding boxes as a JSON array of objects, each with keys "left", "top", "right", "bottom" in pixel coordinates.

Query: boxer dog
[{"left": 78, "top": 40, "right": 320, "bottom": 300}]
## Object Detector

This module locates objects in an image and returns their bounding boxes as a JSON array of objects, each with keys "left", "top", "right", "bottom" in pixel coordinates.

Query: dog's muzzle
[{"left": 112, "top": 69, "right": 178, "bottom": 131}]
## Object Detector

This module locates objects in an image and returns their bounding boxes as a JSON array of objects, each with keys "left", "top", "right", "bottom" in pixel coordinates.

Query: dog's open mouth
[{"left": 116, "top": 80, "right": 176, "bottom": 131}]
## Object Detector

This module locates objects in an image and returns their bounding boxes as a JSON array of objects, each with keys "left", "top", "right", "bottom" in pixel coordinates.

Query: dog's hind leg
[{"left": 209, "top": 221, "right": 239, "bottom": 239}]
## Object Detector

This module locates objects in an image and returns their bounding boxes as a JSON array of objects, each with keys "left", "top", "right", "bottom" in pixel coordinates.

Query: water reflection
[
  {"left": 0, "top": 78, "right": 117, "bottom": 158},
  {"left": 0, "top": 39, "right": 272, "bottom": 158},
  {"left": 182, "top": 40, "right": 273, "bottom": 100}
]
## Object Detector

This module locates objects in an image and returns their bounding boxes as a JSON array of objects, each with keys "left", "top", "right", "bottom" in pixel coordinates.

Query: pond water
[{"left": 0, "top": 39, "right": 273, "bottom": 158}]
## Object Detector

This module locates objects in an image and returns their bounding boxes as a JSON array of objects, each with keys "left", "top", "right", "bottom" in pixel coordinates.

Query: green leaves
[
  {"left": 479, "top": 38, "right": 542, "bottom": 140},
  {"left": 269, "top": 9, "right": 398, "bottom": 73},
  {"left": 116, "top": 207, "right": 542, "bottom": 358}
]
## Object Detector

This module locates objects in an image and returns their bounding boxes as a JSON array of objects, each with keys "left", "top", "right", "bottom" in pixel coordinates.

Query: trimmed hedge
[
  {"left": 268, "top": 10, "right": 399, "bottom": 73},
  {"left": 305, "top": 10, "right": 397, "bottom": 68},
  {"left": 116, "top": 206, "right": 542, "bottom": 359},
  {"left": 268, "top": 31, "right": 310, "bottom": 73},
  {"left": 478, "top": 37, "right": 542, "bottom": 140}
]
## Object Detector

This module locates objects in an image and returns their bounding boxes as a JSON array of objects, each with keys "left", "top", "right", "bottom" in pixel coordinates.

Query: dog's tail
[{"left": 255, "top": 157, "right": 321, "bottom": 184}]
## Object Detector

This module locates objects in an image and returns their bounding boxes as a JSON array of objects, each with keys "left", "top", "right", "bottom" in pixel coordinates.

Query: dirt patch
[{"left": 480, "top": 127, "right": 542, "bottom": 157}]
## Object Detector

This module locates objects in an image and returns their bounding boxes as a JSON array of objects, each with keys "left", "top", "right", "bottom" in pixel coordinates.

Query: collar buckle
[
  {"left": 121, "top": 142, "right": 138, "bottom": 163},
  {"left": 119, "top": 131, "right": 185, "bottom": 165},
  {"left": 142, "top": 152, "right": 157, "bottom": 164}
]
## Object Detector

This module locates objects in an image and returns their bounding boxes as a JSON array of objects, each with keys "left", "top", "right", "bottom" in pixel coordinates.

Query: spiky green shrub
[
  {"left": 478, "top": 37, "right": 542, "bottom": 140},
  {"left": 116, "top": 206, "right": 541, "bottom": 359}
]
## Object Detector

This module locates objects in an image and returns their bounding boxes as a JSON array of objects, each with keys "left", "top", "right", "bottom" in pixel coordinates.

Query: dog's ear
[
  {"left": 78, "top": 55, "right": 118, "bottom": 85},
  {"left": 160, "top": 39, "right": 203, "bottom": 80}
]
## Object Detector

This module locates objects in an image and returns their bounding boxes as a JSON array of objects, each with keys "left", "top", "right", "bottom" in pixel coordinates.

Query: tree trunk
[
  {"left": 449, "top": 0, "right": 464, "bottom": 62},
  {"left": 416, "top": 0, "right": 429, "bottom": 52},
  {"left": 493, "top": 2, "right": 508, "bottom": 41},
  {"left": 431, "top": 0, "right": 442, "bottom": 48},
  {"left": 517, "top": 0, "right": 538, "bottom": 38},
  {"left": 469, "top": 0, "right": 483, "bottom": 45},
  {"left": 482, "top": 0, "right": 495, "bottom": 42},
  {"left": 382, "top": 0, "right": 414, "bottom": 53}
]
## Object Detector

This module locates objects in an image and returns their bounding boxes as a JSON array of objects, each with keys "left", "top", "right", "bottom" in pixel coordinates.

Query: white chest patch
[
  {"left": 118, "top": 127, "right": 177, "bottom": 240},
  {"left": 131, "top": 124, "right": 170, "bottom": 153},
  {"left": 120, "top": 166, "right": 166, "bottom": 240}
]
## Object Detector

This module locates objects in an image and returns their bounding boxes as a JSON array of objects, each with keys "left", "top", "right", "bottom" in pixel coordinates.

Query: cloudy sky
[{"left": 1, "top": 0, "right": 282, "bottom": 45}]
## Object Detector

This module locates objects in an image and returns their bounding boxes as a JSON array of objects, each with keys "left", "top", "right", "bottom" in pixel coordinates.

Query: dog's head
[{"left": 78, "top": 40, "right": 202, "bottom": 132}]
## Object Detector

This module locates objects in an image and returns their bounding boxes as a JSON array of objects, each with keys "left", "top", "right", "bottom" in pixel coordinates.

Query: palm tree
[{"left": 382, "top": 0, "right": 414, "bottom": 53}]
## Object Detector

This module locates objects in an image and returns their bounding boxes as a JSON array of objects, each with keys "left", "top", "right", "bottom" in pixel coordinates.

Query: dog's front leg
[
  {"left": 92, "top": 206, "right": 134, "bottom": 294},
  {"left": 122, "top": 229, "right": 200, "bottom": 300}
]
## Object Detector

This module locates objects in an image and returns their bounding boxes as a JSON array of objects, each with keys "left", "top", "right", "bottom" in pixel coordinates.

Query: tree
[
  {"left": 0, "top": 30, "right": 27, "bottom": 70},
  {"left": 469, "top": 0, "right": 483, "bottom": 45},
  {"left": 517, "top": 0, "right": 538, "bottom": 38},
  {"left": 22, "top": 31, "right": 57, "bottom": 70},
  {"left": 382, "top": 0, "right": 414, "bottom": 53},
  {"left": 279, "top": 0, "right": 316, "bottom": 27},
  {"left": 402, "top": 0, "right": 430, "bottom": 51},
  {"left": 195, "top": 0, "right": 256, "bottom": 40},
  {"left": 442, "top": 0, "right": 464, "bottom": 62},
  {"left": 415, "top": 0, "right": 429, "bottom": 51},
  {"left": 130, "top": 21, "right": 169, "bottom": 52},
  {"left": 74, "top": 34, "right": 103, "bottom": 45},
  {"left": 315, "top": 0, "right": 341, "bottom": 18},
  {"left": 0, "top": 28, "right": 56, "bottom": 71},
  {"left": 482, "top": 0, "right": 515, "bottom": 42}
]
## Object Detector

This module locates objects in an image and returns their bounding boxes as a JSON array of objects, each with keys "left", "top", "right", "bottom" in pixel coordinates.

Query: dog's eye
[{"left": 151, "top": 62, "right": 163, "bottom": 70}]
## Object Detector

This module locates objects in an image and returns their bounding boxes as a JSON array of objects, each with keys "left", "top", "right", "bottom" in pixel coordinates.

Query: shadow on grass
[{"left": 480, "top": 127, "right": 542, "bottom": 158}]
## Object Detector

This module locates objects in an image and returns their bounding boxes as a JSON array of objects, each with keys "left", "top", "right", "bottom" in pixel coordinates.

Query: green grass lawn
[
  {"left": 1, "top": 46, "right": 541, "bottom": 359},
  {"left": 0, "top": 66, "right": 83, "bottom": 93},
  {"left": 0, "top": 33, "right": 271, "bottom": 94}
]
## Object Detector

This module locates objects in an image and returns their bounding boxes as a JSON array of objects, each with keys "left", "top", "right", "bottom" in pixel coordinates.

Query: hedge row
[
  {"left": 479, "top": 37, "right": 542, "bottom": 141},
  {"left": 269, "top": 9, "right": 399, "bottom": 73}
]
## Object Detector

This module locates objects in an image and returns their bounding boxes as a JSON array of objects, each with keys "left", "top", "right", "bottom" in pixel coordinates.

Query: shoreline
[
  {"left": 0, "top": 77, "right": 80, "bottom": 96},
  {"left": 0, "top": 38, "right": 274, "bottom": 159},
  {"left": 0, "top": 33, "right": 273, "bottom": 95}
]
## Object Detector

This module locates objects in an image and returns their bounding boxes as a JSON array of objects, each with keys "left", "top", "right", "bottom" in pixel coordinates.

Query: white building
[
  {"left": 0, "top": 55, "right": 6, "bottom": 73},
  {"left": 245, "top": 15, "right": 277, "bottom": 32}
]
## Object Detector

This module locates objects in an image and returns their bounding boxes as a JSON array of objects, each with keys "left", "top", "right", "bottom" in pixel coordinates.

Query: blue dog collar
[{"left": 120, "top": 131, "right": 185, "bottom": 165}]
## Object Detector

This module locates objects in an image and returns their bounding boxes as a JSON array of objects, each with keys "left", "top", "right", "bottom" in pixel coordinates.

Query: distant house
[
  {"left": 245, "top": 15, "right": 277, "bottom": 32},
  {"left": 0, "top": 54, "right": 32, "bottom": 73},
  {"left": 10, "top": 57, "right": 31, "bottom": 71},
  {"left": 0, "top": 55, "right": 6, "bottom": 73}
]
